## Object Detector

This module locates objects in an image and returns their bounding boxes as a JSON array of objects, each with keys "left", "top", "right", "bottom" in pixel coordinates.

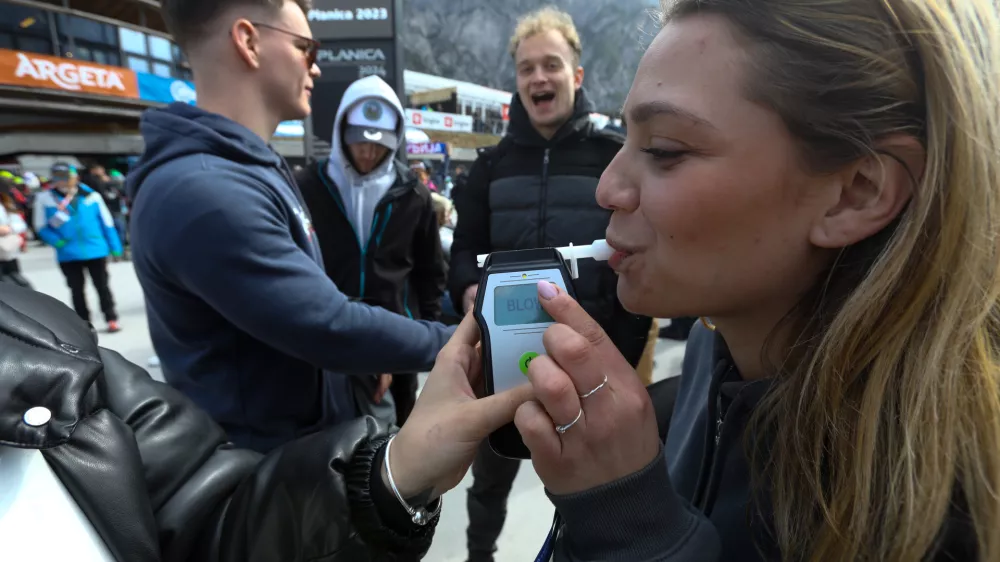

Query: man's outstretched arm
[{"left": 152, "top": 171, "right": 454, "bottom": 375}]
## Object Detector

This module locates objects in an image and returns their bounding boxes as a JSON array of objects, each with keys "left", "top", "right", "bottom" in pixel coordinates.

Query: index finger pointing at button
[{"left": 536, "top": 281, "right": 633, "bottom": 378}]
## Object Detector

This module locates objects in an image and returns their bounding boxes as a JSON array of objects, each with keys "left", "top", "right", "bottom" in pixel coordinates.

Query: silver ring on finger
[
  {"left": 579, "top": 374, "right": 609, "bottom": 399},
  {"left": 555, "top": 408, "right": 583, "bottom": 434}
]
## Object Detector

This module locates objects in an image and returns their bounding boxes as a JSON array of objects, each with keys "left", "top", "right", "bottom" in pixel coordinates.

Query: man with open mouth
[{"left": 447, "top": 7, "right": 654, "bottom": 562}]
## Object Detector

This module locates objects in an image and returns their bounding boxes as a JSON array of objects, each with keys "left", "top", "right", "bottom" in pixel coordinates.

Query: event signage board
[
  {"left": 407, "top": 142, "right": 447, "bottom": 155},
  {"left": 0, "top": 48, "right": 138, "bottom": 99},
  {"left": 306, "top": 0, "right": 404, "bottom": 153},
  {"left": 405, "top": 109, "right": 474, "bottom": 133},
  {"left": 307, "top": 0, "right": 395, "bottom": 40},
  {"left": 136, "top": 73, "right": 196, "bottom": 105}
]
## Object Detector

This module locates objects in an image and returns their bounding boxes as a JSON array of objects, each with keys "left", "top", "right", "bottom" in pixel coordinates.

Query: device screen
[{"left": 494, "top": 283, "right": 554, "bottom": 326}]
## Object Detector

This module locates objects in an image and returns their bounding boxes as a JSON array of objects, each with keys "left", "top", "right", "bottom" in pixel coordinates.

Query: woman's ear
[{"left": 809, "top": 135, "right": 924, "bottom": 249}]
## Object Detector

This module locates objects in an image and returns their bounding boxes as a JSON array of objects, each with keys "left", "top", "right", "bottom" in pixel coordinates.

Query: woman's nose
[{"left": 596, "top": 151, "right": 638, "bottom": 212}]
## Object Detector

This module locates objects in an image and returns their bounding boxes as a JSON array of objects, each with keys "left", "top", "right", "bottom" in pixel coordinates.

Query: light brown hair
[
  {"left": 660, "top": 0, "right": 1000, "bottom": 560},
  {"left": 508, "top": 6, "right": 583, "bottom": 66},
  {"left": 162, "top": 0, "right": 312, "bottom": 51}
]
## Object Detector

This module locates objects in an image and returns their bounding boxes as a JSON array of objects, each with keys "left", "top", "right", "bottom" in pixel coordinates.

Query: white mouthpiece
[
  {"left": 558, "top": 239, "right": 614, "bottom": 262},
  {"left": 476, "top": 240, "right": 613, "bottom": 279}
]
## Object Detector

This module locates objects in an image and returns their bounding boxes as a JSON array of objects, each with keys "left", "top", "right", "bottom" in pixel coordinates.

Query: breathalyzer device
[{"left": 473, "top": 240, "right": 613, "bottom": 459}]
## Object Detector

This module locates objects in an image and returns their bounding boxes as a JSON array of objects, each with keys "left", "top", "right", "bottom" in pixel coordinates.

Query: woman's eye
[{"left": 639, "top": 148, "right": 687, "bottom": 162}]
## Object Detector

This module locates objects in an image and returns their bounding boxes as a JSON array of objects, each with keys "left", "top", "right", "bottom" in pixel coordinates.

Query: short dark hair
[{"left": 162, "top": 0, "right": 312, "bottom": 51}]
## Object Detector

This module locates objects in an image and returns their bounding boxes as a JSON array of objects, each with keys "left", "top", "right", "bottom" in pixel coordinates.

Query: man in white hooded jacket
[{"left": 296, "top": 76, "right": 447, "bottom": 425}]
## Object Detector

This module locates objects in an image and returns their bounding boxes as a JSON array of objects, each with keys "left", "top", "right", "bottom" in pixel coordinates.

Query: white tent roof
[{"left": 404, "top": 70, "right": 512, "bottom": 110}]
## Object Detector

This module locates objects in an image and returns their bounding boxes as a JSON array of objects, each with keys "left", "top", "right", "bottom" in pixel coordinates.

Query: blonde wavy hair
[
  {"left": 659, "top": 0, "right": 1000, "bottom": 560},
  {"left": 508, "top": 6, "right": 583, "bottom": 65}
]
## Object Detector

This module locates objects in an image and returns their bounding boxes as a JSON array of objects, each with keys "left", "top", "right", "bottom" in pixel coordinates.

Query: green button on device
[{"left": 519, "top": 352, "right": 540, "bottom": 375}]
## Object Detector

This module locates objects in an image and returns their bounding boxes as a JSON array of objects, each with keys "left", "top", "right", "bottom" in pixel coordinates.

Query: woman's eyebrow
[{"left": 625, "top": 101, "right": 717, "bottom": 130}]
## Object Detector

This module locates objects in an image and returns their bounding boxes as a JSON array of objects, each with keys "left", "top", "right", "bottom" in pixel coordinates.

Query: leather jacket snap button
[{"left": 23, "top": 406, "right": 52, "bottom": 427}]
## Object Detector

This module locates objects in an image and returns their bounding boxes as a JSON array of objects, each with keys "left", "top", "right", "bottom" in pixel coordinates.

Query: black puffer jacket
[
  {"left": 0, "top": 284, "right": 437, "bottom": 561},
  {"left": 449, "top": 89, "right": 651, "bottom": 365}
]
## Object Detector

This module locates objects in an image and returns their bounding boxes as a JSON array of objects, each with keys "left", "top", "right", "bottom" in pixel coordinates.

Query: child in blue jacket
[{"left": 33, "top": 163, "right": 124, "bottom": 333}]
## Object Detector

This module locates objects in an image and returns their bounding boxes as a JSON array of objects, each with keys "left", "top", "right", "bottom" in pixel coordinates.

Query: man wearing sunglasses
[{"left": 127, "top": 0, "right": 454, "bottom": 455}]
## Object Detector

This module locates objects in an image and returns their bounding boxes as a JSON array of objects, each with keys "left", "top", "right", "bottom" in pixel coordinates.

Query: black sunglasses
[{"left": 249, "top": 22, "right": 320, "bottom": 68}]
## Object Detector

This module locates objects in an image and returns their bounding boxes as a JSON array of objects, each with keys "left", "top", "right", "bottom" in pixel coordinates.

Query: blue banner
[
  {"left": 136, "top": 72, "right": 304, "bottom": 136},
  {"left": 274, "top": 121, "right": 305, "bottom": 138},
  {"left": 407, "top": 142, "right": 447, "bottom": 155},
  {"left": 136, "top": 73, "right": 197, "bottom": 105}
]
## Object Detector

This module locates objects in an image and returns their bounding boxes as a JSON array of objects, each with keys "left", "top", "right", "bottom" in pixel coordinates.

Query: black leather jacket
[{"left": 0, "top": 284, "right": 437, "bottom": 561}]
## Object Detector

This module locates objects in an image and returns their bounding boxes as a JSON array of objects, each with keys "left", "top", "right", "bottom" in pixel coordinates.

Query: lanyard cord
[{"left": 534, "top": 511, "right": 563, "bottom": 562}]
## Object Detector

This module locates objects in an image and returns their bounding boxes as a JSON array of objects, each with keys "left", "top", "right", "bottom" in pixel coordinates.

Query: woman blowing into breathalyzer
[
  {"left": 419, "top": 0, "right": 1000, "bottom": 560},
  {"left": 9, "top": 0, "right": 998, "bottom": 560},
  {"left": 407, "top": 0, "right": 997, "bottom": 558}
]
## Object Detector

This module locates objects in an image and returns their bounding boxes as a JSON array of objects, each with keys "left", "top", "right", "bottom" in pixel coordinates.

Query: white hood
[{"left": 326, "top": 76, "right": 406, "bottom": 248}]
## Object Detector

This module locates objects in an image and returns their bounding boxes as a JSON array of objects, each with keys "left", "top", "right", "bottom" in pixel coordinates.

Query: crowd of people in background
[{"left": 0, "top": 162, "right": 131, "bottom": 332}]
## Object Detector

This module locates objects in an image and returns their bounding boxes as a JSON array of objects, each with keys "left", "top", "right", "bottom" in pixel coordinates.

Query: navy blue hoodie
[{"left": 127, "top": 103, "right": 453, "bottom": 453}]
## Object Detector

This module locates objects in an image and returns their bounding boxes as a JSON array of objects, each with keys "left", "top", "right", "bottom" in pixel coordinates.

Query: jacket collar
[
  {"left": 507, "top": 87, "right": 597, "bottom": 147},
  {"left": 319, "top": 157, "right": 418, "bottom": 205},
  {"left": 709, "top": 330, "right": 773, "bottom": 407}
]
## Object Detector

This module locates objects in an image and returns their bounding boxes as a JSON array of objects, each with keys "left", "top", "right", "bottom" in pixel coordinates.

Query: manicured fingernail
[{"left": 538, "top": 280, "right": 558, "bottom": 300}]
